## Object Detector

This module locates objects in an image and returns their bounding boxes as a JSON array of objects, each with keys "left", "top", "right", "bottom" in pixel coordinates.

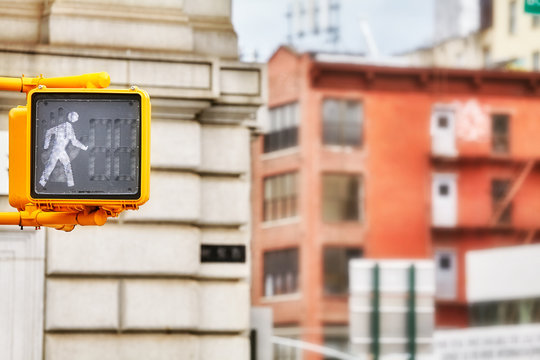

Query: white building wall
[
  {"left": 0, "top": 230, "right": 45, "bottom": 360},
  {"left": 467, "top": 244, "right": 540, "bottom": 303}
]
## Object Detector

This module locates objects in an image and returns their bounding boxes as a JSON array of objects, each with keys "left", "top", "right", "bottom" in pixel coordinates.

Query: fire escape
[{"left": 431, "top": 109, "right": 537, "bottom": 244}]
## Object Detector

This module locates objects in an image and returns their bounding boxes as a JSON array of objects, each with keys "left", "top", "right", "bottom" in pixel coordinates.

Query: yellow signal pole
[{"left": 0, "top": 72, "right": 112, "bottom": 231}]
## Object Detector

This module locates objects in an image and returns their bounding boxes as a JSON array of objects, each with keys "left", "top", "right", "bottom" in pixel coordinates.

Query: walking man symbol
[{"left": 39, "top": 111, "right": 88, "bottom": 187}]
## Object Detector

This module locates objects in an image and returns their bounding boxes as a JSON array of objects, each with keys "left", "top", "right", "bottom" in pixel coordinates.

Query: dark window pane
[
  {"left": 263, "top": 172, "right": 299, "bottom": 221},
  {"left": 480, "top": 0, "right": 493, "bottom": 30},
  {"left": 439, "top": 254, "right": 451, "bottom": 269},
  {"left": 491, "top": 179, "right": 510, "bottom": 200},
  {"left": 438, "top": 116, "right": 448, "bottom": 128},
  {"left": 324, "top": 335, "right": 350, "bottom": 360},
  {"left": 491, "top": 179, "right": 512, "bottom": 225},
  {"left": 324, "top": 247, "right": 362, "bottom": 295},
  {"left": 439, "top": 184, "right": 449, "bottom": 196},
  {"left": 323, "top": 174, "right": 361, "bottom": 222},
  {"left": 264, "top": 103, "right": 299, "bottom": 153},
  {"left": 509, "top": 1, "right": 516, "bottom": 35},
  {"left": 492, "top": 114, "right": 509, "bottom": 154},
  {"left": 322, "top": 99, "right": 362, "bottom": 147},
  {"left": 534, "top": 15, "right": 540, "bottom": 28},
  {"left": 264, "top": 248, "right": 299, "bottom": 296}
]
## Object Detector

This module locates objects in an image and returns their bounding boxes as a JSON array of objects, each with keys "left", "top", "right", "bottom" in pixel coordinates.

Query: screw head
[
  {"left": 38, "top": 85, "right": 44, "bottom": 89},
  {"left": 130, "top": 86, "right": 136, "bottom": 90}
]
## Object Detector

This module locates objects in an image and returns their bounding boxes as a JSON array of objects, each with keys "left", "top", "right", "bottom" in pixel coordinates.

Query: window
[
  {"left": 533, "top": 52, "right": 540, "bottom": 71},
  {"left": 312, "top": 0, "right": 320, "bottom": 34},
  {"left": 273, "top": 334, "right": 301, "bottom": 360},
  {"left": 322, "top": 99, "right": 362, "bottom": 147},
  {"left": 483, "top": 47, "right": 491, "bottom": 68},
  {"left": 322, "top": 174, "right": 362, "bottom": 222},
  {"left": 435, "top": 249, "right": 457, "bottom": 300},
  {"left": 263, "top": 172, "right": 298, "bottom": 222},
  {"left": 492, "top": 114, "right": 510, "bottom": 154},
  {"left": 534, "top": 15, "right": 540, "bottom": 28},
  {"left": 264, "top": 103, "right": 299, "bottom": 153},
  {"left": 439, "top": 184, "right": 449, "bottom": 196},
  {"left": 480, "top": 0, "right": 493, "bottom": 30},
  {"left": 509, "top": 1, "right": 517, "bottom": 35},
  {"left": 324, "top": 247, "right": 362, "bottom": 295},
  {"left": 264, "top": 248, "right": 299, "bottom": 296},
  {"left": 438, "top": 115, "right": 448, "bottom": 128},
  {"left": 324, "top": 334, "right": 350, "bottom": 360},
  {"left": 492, "top": 179, "right": 512, "bottom": 225},
  {"left": 470, "top": 298, "right": 540, "bottom": 326}
]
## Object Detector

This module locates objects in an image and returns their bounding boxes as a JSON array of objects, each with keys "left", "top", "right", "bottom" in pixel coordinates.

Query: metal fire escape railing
[{"left": 490, "top": 159, "right": 536, "bottom": 226}]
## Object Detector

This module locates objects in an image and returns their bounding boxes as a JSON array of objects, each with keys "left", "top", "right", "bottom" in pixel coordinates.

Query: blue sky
[{"left": 232, "top": 0, "right": 434, "bottom": 61}]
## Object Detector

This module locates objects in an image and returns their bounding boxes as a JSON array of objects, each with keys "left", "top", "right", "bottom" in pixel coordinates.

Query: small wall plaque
[{"left": 201, "top": 244, "right": 246, "bottom": 263}]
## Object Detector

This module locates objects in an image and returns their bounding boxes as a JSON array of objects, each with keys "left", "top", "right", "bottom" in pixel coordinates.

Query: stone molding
[
  {"left": 0, "top": 0, "right": 238, "bottom": 58},
  {"left": 0, "top": 46, "right": 264, "bottom": 108}
]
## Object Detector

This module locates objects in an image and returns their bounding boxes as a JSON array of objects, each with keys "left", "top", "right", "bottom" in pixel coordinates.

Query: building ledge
[
  {"left": 261, "top": 216, "right": 301, "bottom": 229},
  {"left": 430, "top": 154, "right": 538, "bottom": 166},
  {"left": 311, "top": 60, "right": 540, "bottom": 96},
  {"left": 432, "top": 225, "right": 532, "bottom": 236},
  {"left": 261, "top": 147, "right": 300, "bottom": 161},
  {"left": 260, "top": 293, "right": 302, "bottom": 303}
]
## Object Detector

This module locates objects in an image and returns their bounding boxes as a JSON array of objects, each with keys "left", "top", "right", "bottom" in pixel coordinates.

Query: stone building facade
[{"left": 0, "top": 1, "right": 264, "bottom": 359}]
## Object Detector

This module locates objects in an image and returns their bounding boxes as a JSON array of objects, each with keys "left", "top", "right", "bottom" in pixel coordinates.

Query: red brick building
[{"left": 251, "top": 46, "right": 540, "bottom": 358}]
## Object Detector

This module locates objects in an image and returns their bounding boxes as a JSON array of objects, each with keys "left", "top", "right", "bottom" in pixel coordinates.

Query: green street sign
[{"left": 525, "top": 0, "right": 540, "bottom": 14}]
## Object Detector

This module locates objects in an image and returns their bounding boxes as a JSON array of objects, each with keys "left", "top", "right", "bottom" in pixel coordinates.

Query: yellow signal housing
[
  {"left": 10, "top": 87, "right": 151, "bottom": 214},
  {"left": 0, "top": 72, "right": 151, "bottom": 230}
]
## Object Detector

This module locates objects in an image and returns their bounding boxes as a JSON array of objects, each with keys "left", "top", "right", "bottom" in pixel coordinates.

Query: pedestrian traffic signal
[{"left": 9, "top": 87, "right": 151, "bottom": 213}]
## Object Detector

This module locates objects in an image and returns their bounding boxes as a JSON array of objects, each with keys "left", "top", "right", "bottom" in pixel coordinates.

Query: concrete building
[
  {"left": 404, "top": 0, "right": 540, "bottom": 71},
  {"left": 0, "top": 1, "right": 264, "bottom": 360},
  {"left": 251, "top": 46, "right": 540, "bottom": 359}
]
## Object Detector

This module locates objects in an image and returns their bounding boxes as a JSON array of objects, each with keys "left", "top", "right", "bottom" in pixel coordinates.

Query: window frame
[
  {"left": 321, "top": 98, "right": 363, "bottom": 148},
  {"left": 509, "top": 1, "right": 517, "bottom": 35},
  {"left": 480, "top": 0, "right": 493, "bottom": 30},
  {"left": 263, "top": 102, "right": 299, "bottom": 154},
  {"left": 322, "top": 173, "right": 363, "bottom": 223},
  {"left": 534, "top": 15, "right": 540, "bottom": 28},
  {"left": 491, "top": 113, "right": 510, "bottom": 155},
  {"left": 323, "top": 246, "right": 363, "bottom": 296},
  {"left": 491, "top": 178, "right": 512, "bottom": 225},
  {"left": 263, "top": 247, "right": 300, "bottom": 298},
  {"left": 263, "top": 171, "right": 299, "bottom": 223},
  {"left": 470, "top": 298, "right": 540, "bottom": 326}
]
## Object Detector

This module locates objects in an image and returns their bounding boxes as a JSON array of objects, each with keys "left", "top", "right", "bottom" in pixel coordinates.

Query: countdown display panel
[{"left": 31, "top": 93, "right": 142, "bottom": 199}]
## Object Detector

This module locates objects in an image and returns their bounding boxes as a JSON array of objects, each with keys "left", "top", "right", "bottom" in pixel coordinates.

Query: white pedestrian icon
[{"left": 39, "top": 111, "right": 88, "bottom": 187}]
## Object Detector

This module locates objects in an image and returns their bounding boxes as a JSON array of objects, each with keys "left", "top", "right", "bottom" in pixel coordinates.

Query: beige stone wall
[
  {"left": 402, "top": 34, "right": 484, "bottom": 69},
  {"left": 0, "top": 0, "right": 238, "bottom": 59},
  {"left": 483, "top": 0, "right": 540, "bottom": 70},
  {"left": 0, "top": 1, "right": 265, "bottom": 359}
]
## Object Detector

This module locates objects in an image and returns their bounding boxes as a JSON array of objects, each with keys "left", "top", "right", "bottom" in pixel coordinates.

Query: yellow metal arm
[
  {"left": 0, "top": 72, "right": 110, "bottom": 93},
  {"left": 0, "top": 206, "right": 109, "bottom": 232}
]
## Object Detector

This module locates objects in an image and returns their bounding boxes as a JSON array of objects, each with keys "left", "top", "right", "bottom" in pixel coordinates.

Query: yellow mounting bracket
[
  {"left": 0, "top": 205, "right": 108, "bottom": 232},
  {"left": 0, "top": 72, "right": 111, "bottom": 94},
  {"left": 0, "top": 72, "right": 112, "bottom": 231}
]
